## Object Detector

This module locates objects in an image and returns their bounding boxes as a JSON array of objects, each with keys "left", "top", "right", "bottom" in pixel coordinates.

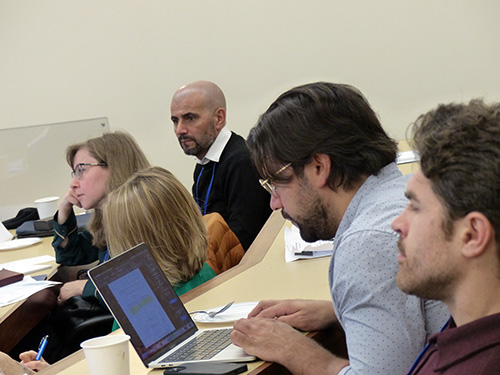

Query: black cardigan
[{"left": 192, "top": 132, "right": 272, "bottom": 250}]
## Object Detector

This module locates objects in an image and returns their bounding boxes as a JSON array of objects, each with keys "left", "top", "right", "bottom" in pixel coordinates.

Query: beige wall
[{"left": 1, "top": 0, "right": 499, "bottom": 189}]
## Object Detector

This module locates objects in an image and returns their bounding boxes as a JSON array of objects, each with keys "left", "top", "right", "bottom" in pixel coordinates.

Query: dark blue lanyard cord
[
  {"left": 195, "top": 166, "right": 205, "bottom": 208},
  {"left": 406, "top": 317, "right": 450, "bottom": 375},
  {"left": 406, "top": 343, "right": 430, "bottom": 375},
  {"left": 195, "top": 164, "right": 216, "bottom": 215}
]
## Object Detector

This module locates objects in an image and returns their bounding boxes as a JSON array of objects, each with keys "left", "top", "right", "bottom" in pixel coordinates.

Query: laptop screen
[{"left": 88, "top": 243, "right": 198, "bottom": 365}]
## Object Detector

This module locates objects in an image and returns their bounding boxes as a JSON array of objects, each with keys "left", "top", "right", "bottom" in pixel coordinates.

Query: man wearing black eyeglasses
[{"left": 231, "top": 82, "right": 449, "bottom": 375}]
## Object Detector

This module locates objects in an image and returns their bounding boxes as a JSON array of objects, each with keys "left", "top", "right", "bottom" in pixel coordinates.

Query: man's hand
[
  {"left": 231, "top": 317, "right": 349, "bottom": 375},
  {"left": 58, "top": 280, "right": 87, "bottom": 304},
  {"left": 248, "top": 299, "right": 337, "bottom": 332},
  {"left": 231, "top": 317, "right": 310, "bottom": 363}
]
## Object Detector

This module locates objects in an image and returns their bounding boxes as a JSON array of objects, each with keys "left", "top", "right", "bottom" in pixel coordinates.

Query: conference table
[
  {"left": 21, "top": 211, "right": 343, "bottom": 375},
  {"left": 0, "top": 153, "right": 415, "bottom": 374},
  {"left": 0, "top": 233, "right": 57, "bottom": 278},
  {"left": 0, "top": 233, "right": 60, "bottom": 355},
  {"left": 0, "top": 234, "right": 58, "bottom": 318}
]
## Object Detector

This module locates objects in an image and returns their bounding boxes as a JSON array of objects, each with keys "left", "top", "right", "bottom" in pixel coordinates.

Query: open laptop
[{"left": 88, "top": 242, "right": 255, "bottom": 368}]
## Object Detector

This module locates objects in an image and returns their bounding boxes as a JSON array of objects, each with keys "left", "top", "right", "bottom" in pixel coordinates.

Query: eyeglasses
[
  {"left": 259, "top": 163, "right": 292, "bottom": 197},
  {"left": 71, "top": 163, "right": 107, "bottom": 179}
]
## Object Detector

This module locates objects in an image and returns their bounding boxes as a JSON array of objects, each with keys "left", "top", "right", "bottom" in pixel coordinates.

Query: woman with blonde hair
[
  {"left": 12, "top": 167, "right": 225, "bottom": 369},
  {"left": 10, "top": 131, "right": 151, "bottom": 364},
  {"left": 53, "top": 131, "right": 151, "bottom": 303},
  {"left": 103, "top": 166, "right": 216, "bottom": 295}
]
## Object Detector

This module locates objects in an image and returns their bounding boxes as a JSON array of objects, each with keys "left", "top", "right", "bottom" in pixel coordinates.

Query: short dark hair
[
  {"left": 247, "top": 82, "right": 397, "bottom": 191},
  {"left": 411, "top": 99, "right": 500, "bottom": 248}
]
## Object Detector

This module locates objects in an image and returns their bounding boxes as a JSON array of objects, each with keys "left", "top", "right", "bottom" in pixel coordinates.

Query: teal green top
[
  {"left": 173, "top": 263, "right": 217, "bottom": 296},
  {"left": 111, "top": 263, "right": 216, "bottom": 332}
]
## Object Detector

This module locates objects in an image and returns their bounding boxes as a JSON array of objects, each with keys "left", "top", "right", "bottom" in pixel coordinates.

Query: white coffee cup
[
  {"left": 34, "top": 196, "right": 60, "bottom": 219},
  {"left": 80, "top": 334, "right": 131, "bottom": 375}
]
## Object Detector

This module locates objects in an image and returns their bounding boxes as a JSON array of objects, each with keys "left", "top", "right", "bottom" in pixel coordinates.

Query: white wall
[{"left": 1, "top": 0, "right": 499, "bottom": 190}]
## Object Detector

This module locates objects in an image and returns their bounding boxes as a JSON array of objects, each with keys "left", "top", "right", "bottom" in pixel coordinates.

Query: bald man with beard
[{"left": 170, "top": 81, "right": 271, "bottom": 250}]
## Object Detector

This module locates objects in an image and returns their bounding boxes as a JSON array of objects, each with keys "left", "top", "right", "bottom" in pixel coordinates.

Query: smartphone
[{"left": 163, "top": 362, "right": 248, "bottom": 375}]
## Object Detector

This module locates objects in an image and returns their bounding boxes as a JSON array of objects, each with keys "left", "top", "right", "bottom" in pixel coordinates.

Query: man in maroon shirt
[{"left": 392, "top": 99, "right": 500, "bottom": 374}]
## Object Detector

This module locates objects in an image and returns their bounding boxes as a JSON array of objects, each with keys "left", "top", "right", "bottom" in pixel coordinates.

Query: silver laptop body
[{"left": 88, "top": 242, "right": 255, "bottom": 368}]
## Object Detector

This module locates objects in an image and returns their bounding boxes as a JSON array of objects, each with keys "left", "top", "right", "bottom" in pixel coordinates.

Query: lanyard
[
  {"left": 406, "top": 318, "right": 450, "bottom": 375},
  {"left": 195, "top": 163, "right": 216, "bottom": 215}
]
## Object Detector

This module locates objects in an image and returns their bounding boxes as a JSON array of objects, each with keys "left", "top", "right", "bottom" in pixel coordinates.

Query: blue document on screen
[{"left": 88, "top": 243, "right": 255, "bottom": 369}]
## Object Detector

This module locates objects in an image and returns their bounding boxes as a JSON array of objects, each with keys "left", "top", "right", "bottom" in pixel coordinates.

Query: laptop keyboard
[{"left": 160, "top": 329, "right": 233, "bottom": 362}]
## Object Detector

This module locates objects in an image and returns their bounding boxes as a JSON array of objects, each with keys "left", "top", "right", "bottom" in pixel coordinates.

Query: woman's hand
[
  {"left": 19, "top": 350, "right": 50, "bottom": 371},
  {"left": 58, "top": 280, "right": 88, "bottom": 304},
  {"left": 57, "top": 188, "right": 81, "bottom": 224}
]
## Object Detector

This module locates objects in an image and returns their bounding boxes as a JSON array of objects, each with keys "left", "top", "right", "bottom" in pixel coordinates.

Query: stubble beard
[
  {"left": 396, "top": 240, "right": 454, "bottom": 301},
  {"left": 283, "top": 180, "right": 337, "bottom": 243},
  {"left": 179, "top": 135, "right": 203, "bottom": 156},
  {"left": 178, "top": 120, "right": 218, "bottom": 158}
]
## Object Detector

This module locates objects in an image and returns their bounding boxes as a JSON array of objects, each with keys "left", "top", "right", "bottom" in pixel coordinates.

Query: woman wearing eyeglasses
[
  {"left": 9, "top": 131, "right": 151, "bottom": 363},
  {"left": 53, "top": 131, "right": 151, "bottom": 304}
]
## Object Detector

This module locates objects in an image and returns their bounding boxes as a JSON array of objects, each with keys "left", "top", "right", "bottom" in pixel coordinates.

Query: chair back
[{"left": 203, "top": 213, "right": 245, "bottom": 274}]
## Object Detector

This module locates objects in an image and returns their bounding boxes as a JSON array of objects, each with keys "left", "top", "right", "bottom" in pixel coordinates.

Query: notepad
[{"left": 0, "top": 255, "right": 55, "bottom": 275}]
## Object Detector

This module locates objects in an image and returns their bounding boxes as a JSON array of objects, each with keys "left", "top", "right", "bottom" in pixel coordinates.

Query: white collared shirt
[{"left": 195, "top": 126, "right": 232, "bottom": 165}]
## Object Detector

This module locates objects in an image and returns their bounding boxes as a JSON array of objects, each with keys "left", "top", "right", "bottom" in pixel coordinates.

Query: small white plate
[
  {"left": 192, "top": 302, "right": 259, "bottom": 323},
  {"left": 0, "top": 237, "right": 43, "bottom": 251}
]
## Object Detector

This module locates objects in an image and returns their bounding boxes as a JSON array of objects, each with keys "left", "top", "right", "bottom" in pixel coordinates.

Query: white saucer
[
  {"left": 0, "top": 237, "right": 43, "bottom": 251},
  {"left": 192, "top": 302, "right": 258, "bottom": 323}
]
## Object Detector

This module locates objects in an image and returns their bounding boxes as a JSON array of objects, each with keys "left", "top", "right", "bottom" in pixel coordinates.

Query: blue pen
[{"left": 35, "top": 335, "right": 49, "bottom": 360}]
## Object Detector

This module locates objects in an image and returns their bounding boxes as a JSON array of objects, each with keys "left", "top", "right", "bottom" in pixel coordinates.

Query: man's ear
[
  {"left": 214, "top": 108, "right": 226, "bottom": 131},
  {"left": 307, "top": 153, "right": 331, "bottom": 188},
  {"left": 461, "top": 212, "right": 494, "bottom": 259}
]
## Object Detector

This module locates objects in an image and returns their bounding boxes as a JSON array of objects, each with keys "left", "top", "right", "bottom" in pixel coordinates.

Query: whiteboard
[{"left": 0, "top": 118, "right": 109, "bottom": 221}]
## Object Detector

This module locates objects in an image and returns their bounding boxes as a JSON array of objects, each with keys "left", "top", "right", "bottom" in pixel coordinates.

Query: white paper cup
[
  {"left": 80, "top": 334, "right": 130, "bottom": 375},
  {"left": 34, "top": 196, "right": 59, "bottom": 219}
]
